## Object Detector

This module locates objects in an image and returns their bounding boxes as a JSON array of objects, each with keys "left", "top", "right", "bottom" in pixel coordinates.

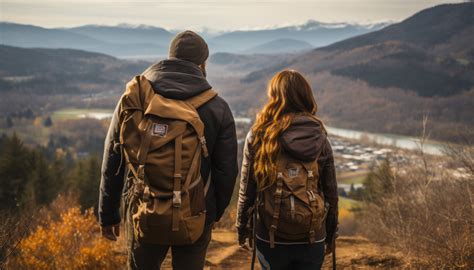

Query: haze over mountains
[
  {"left": 244, "top": 3, "right": 474, "bottom": 96},
  {"left": 0, "top": 3, "right": 473, "bottom": 142},
  {"left": 215, "top": 3, "right": 474, "bottom": 141},
  {"left": 0, "top": 20, "right": 389, "bottom": 57}
]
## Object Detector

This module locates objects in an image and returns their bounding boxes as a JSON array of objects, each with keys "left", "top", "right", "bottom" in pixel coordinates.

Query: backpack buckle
[
  {"left": 173, "top": 191, "right": 182, "bottom": 207},
  {"left": 307, "top": 190, "right": 316, "bottom": 202},
  {"left": 309, "top": 230, "right": 316, "bottom": 243},
  {"left": 200, "top": 136, "right": 209, "bottom": 157},
  {"left": 275, "top": 187, "right": 283, "bottom": 198},
  {"left": 143, "top": 186, "right": 150, "bottom": 202},
  {"left": 134, "top": 181, "right": 144, "bottom": 195},
  {"left": 137, "top": 165, "right": 145, "bottom": 181},
  {"left": 199, "top": 136, "right": 207, "bottom": 145}
]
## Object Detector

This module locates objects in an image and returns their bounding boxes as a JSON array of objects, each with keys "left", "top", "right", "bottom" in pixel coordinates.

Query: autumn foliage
[{"left": 7, "top": 198, "right": 126, "bottom": 270}]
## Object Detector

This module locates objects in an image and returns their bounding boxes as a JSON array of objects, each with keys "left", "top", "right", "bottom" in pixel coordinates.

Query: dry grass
[{"left": 356, "top": 130, "right": 473, "bottom": 268}]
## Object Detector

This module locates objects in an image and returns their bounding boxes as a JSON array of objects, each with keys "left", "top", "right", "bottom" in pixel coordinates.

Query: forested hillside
[
  {"left": 225, "top": 3, "right": 474, "bottom": 142},
  {"left": 0, "top": 45, "right": 149, "bottom": 114}
]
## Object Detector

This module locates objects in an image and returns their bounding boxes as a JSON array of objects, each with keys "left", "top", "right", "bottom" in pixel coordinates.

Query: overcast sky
[{"left": 0, "top": 0, "right": 465, "bottom": 31}]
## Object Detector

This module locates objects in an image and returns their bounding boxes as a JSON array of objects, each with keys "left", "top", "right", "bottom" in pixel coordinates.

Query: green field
[
  {"left": 340, "top": 175, "right": 366, "bottom": 185},
  {"left": 339, "top": 197, "right": 360, "bottom": 210},
  {"left": 338, "top": 171, "right": 368, "bottom": 185},
  {"left": 52, "top": 108, "right": 113, "bottom": 121}
]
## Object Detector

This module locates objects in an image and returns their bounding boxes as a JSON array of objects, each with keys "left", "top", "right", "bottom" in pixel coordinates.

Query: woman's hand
[
  {"left": 101, "top": 223, "right": 120, "bottom": 241},
  {"left": 325, "top": 240, "right": 335, "bottom": 255},
  {"left": 238, "top": 227, "right": 251, "bottom": 250}
]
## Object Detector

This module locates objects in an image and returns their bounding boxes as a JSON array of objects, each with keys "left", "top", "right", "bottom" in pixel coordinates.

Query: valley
[{"left": 2, "top": 4, "right": 473, "bottom": 143}]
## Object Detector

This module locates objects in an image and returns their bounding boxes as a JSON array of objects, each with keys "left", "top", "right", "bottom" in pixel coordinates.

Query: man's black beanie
[{"left": 169, "top": 30, "right": 209, "bottom": 65}]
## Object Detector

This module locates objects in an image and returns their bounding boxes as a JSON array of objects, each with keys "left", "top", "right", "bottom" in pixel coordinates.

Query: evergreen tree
[
  {"left": 362, "top": 157, "right": 394, "bottom": 205},
  {"left": 24, "top": 108, "right": 34, "bottom": 119},
  {"left": 6, "top": 116, "right": 13, "bottom": 128},
  {"left": 50, "top": 158, "right": 67, "bottom": 194},
  {"left": 0, "top": 134, "right": 32, "bottom": 210},
  {"left": 81, "top": 155, "right": 101, "bottom": 210},
  {"left": 0, "top": 134, "right": 7, "bottom": 153},
  {"left": 70, "top": 155, "right": 101, "bottom": 210},
  {"left": 29, "top": 151, "right": 55, "bottom": 205},
  {"left": 43, "top": 116, "right": 53, "bottom": 127},
  {"left": 350, "top": 183, "right": 355, "bottom": 194}
]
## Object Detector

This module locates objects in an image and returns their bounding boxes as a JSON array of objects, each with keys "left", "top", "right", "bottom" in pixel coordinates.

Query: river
[
  {"left": 326, "top": 126, "right": 444, "bottom": 155},
  {"left": 60, "top": 109, "right": 445, "bottom": 155}
]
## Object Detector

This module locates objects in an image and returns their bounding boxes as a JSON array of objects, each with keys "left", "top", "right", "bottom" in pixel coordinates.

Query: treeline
[
  {"left": 0, "top": 134, "right": 127, "bottom": 269},
  {"left": 0, "top": 134, "right": 101, "bottom": 213},
  {"left": 332, "top": 55, "right": 473, "bottom": 97}
]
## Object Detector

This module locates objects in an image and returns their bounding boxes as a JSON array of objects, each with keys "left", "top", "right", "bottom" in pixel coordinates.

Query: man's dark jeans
[
  {"left": 124, "top": 194, "right": 212, "bottom": 270},
  {"left": 126, "top": 219, "right": 212, "bottom": 270},
  {"left": 256, "top": 238, "right": 325, "bottom": 270}
]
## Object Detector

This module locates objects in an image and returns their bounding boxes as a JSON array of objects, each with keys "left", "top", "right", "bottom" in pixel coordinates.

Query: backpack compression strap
[
  {"left": 187, "top": 89, "right": 217, "bottom": 109},
  {"left": 269, "top": 172, "right": 284, "bottom": 248},
  {"left": 185, "top": 89, "right": 217, "bottom": 158}
]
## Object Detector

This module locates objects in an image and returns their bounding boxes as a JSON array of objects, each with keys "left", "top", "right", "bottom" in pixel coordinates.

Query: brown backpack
[
  {"left": 118, "top": 76, "right": 216, "bottom": 245},
  {"left": 259, "top": 151, "right": 328, "bottom": 248}
]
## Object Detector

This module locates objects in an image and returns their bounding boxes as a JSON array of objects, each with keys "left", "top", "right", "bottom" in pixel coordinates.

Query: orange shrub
[{"left": 9, "top": 206, "right": 126, "bottom": 270}]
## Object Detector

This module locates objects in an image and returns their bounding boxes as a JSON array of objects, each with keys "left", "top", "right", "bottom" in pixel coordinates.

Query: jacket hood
[
  {"left": 142, "top": 58, "right": 211, "bottom": 100},
  {"left": 280, "top": 115, "right": 327, "bottom": 161}
]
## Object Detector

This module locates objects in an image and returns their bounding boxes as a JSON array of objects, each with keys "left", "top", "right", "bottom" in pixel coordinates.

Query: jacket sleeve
[
  {"left": 318, "top": 138, "right": 338, "bottom": 241},
  {"left": 211, "top": 103, "right": 238, "bottom": 221},
  {"left": 236, "top": 131, "right": 258, "bottom": 230},
  {"left": 98, "top": 101, "right": 125, "bottom": 227}
]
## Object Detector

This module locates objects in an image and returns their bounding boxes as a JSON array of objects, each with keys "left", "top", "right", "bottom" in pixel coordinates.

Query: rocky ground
[{"left": 160, "top": 230, "right": 406, "bottom": 269}]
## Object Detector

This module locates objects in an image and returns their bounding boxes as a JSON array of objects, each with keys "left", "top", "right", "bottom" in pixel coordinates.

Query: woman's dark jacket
[{"left": 236, "top": 115, "right": 338, "bottom": 244}]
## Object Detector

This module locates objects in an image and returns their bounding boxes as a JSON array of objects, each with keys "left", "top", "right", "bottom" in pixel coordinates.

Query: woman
[{"left": 236, "top": 70, "right": 338, "bottom": 270}]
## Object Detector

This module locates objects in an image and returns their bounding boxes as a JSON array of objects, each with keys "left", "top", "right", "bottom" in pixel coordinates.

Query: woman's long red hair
[{"left": 251, "top": 70, "right": 323, "bottom": 190}]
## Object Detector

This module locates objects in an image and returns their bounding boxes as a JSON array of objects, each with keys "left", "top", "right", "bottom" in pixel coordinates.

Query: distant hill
[
  {"left": 0, "top": 22, "right": 106, "bottom": 51},
  {"left": 324, "top": 4, "right": 474, "bottom": 59},
  {"left": 243, "top": 38, "right": 313, "bottom": 54},
  {"left": 0, "top": 23, "right": 171, "bottom": 57},
  {"left": 0, "top": 21, "right": 389, "bottom": 57},
  {"left": 67, "top": 24, "right": 173, "bottom": 45},
  {"left": 222, "top": 3, "right": 474, "bottom": 141},
  {"left": 207, "top": 52, "right": 296, "bottom": 78},
  {"left": 0, "top": 45, "right": 116, "bottom": 77},
  {"left": 245, "top": 3, "right": 474, "bottom": 97},
  {"left": 0, "top": 45, "right": 150, "bottom": 114},
  {"left": 210, "top": 21, "right": 390, "bottom": 52}
]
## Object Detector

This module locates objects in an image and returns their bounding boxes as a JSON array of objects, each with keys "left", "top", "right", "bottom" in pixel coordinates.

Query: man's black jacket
[{"left": 99, "top": 59, "right": 238, "bottom": 227}]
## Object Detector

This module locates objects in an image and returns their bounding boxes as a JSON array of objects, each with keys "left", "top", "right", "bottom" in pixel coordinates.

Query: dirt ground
[{"left": 160, "top": 230, "right": 406, "bottom": 269}]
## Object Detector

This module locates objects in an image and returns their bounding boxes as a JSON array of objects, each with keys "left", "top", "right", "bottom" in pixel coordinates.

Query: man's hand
[{"left": 101, "top": 223, "right": 120, "bottom": 241}]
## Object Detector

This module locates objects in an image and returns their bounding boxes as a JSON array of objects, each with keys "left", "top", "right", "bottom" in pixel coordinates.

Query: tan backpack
[
  {"left": 259, "top": 151, "right": 328, "bottom": 248},
  {"left": 119, "top": 76, "right": 216, "bottom": 245}
]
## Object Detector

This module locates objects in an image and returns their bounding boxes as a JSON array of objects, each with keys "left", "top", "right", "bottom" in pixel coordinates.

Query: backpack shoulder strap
[{"left": 187, "top": 89, "right": 217, "bottom": 109}]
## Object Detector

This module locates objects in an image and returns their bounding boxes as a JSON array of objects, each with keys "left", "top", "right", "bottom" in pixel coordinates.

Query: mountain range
[
  {"left": 244, "top": 3, "right": 474, "bottom": 97},
  {"left": 215, "top": 3, "right": 474, "bottom": 141},
  {"left": 0, "top": 21, "right": 389, "bottom": 57},
  {"left": 1, "top": 3, "right": 473, "bottom": 142}
]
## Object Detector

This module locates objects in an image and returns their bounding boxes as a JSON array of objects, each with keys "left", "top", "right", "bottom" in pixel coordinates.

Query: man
[{"left": 99, "top": 31, "right": 238, "bottom": 270}]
